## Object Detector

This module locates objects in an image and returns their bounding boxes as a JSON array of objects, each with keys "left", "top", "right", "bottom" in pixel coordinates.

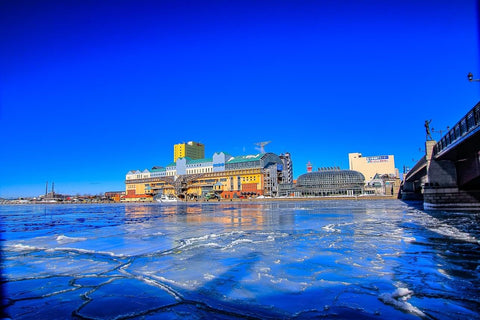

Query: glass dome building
[{"left": 296, "top": 170, "right": 365, "bottom": 196}]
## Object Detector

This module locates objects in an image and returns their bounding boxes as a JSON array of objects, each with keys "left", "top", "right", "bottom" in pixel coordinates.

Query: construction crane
[{"left": 254, "top": 141, "right": 271, "bottom": 153}]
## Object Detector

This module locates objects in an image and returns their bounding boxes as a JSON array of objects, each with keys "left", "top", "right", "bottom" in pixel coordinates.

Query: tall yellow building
[
  {"left": 348, "top": 153, "right": 397, "bottom": 181},
  {"left": 174, "top": 141, "right": 205, "bottom": 162}
]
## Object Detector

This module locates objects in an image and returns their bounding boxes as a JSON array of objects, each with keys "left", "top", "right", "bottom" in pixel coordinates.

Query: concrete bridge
[{"left": 402, "top": 102, "right": 480, "bottom": 210}]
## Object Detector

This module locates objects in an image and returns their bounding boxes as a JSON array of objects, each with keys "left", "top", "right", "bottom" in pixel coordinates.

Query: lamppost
[
  {"left": 431, "top": 126, "right": 450, "bottom": 140},
  {"left": 467, "top": 72, "right": 480, "bottom": 82}
]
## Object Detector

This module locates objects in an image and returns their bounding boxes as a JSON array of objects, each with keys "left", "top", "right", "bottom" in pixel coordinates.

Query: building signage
[{"left": 366, "top": 155, "right": 389, "bottom": 163}]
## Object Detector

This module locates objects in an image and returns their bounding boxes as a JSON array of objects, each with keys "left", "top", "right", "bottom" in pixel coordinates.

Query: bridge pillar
[
  {"left": 423, "top": 140, "right": 480, "bottom": 210},
  {"left": 426, "top": 140, "right": 457, "bottom": 187},
  {"left": 401, "top": 180, "right": 424, "bottom": 200}
]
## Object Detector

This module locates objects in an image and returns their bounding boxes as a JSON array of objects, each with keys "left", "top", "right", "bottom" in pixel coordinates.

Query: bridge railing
[
  {"left": 404, "top": 156, "right": 426, "bottom": 181},
  {"left": 434, "top": 102, "right": 480, "bottom": 155}
]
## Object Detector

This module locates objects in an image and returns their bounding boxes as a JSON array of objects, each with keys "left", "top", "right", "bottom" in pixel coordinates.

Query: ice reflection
[
  {"left": 1, "top": 201, "right": 479, "bottom": 319},
  {"left": 123, "top": 203, "right": 295, "bottom": 231}
]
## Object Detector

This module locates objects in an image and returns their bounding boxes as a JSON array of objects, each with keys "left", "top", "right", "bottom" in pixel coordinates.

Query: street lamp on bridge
[
  {"left": 431, "top": 126, "right": 450, "bottom": 140},
  {"left": 467, "top": 72, "right": 480, "bottom": 82}
]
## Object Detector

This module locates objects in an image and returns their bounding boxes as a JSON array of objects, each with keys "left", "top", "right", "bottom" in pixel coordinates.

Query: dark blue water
[{"left": 1, "top": 201, "right": 479, "bottom": 319}]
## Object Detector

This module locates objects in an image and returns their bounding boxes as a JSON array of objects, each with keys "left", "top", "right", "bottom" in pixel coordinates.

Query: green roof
[
  {"left": 227, "top": 154, "right": 263, "bottom": 164},
  {"left": 166, "top": 162, "right": 176, "bottom": 167}
]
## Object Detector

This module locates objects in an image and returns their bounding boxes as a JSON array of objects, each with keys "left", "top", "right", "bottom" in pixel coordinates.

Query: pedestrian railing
[{"left": 434, "top": 102, "right": 480, "bottom": 156}]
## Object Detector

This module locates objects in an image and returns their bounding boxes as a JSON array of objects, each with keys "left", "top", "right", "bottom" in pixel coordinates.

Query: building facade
[
  {"left": 123, "top": 143, "right": 404, "bottom": 201},
  {"left": 279, "top": 152, "right": 293, "bottom": 184},
  {"left": 104, "top": 191, "right": 125, "bottom": 202},
  {"left": 186, "top": 168, "right": 265, "bottom": 199},
  {"left": 151, "top": 166, "right": 166, "bottom": 177},
  {"left": 174, "top": 141, "right": 205, "bottom": 162},
  {"left": 348, "top": 153, "right": 398, "bottom": 182},
  {"left": 124, "top": 149, "right": 288, "bottom": 201}
]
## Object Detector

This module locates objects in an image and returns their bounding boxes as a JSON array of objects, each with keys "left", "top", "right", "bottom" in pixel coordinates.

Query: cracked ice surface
[{"left": 1, "top": 201, "right": 479, "bottom": 319}]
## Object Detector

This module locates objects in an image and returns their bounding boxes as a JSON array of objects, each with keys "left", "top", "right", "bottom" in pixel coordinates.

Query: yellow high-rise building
[{"left": 174, "top": 141, "right": 205, "bottom": 162}]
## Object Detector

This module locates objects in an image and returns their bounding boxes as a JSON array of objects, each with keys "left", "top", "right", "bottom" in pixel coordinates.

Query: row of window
[
  {"left": 126, "top": 174, "right": 154, "bottom": 179},
  {"left": 187, "top": 167, "right": 213, "bottom": 174},
  {"left": 128, "top": 167, "right": 266, "bottom": 179},
  {"left": 187, "top": 163, "right": 210, "bottom": 168}
]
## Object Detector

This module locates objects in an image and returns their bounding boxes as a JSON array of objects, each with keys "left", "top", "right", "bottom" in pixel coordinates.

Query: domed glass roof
[
  {"left": 296, "top": 170, "right": 365, "bottom": 196},
  {"left": 297, "top": 170, "right": 365, "bottom": 187}
]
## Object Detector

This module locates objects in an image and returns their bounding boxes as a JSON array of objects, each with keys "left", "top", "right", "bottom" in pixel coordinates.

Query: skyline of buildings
[
  {"left": 0, "top": 139, "right": 400, "bottom": 200},
  {"left": 122, "top": 141, "right": 399, "bottom": 202},
  {"left": 124, "top": 142, "right": 294, "bottom": 201}
]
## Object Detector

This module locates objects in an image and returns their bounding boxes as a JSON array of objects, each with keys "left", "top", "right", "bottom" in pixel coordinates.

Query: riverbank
[
  {"left": 194, "top": 195, "right": 399, "bottom": 202},
  {"left": 1, "top": 195, "right": 399, "bottom": 205}
]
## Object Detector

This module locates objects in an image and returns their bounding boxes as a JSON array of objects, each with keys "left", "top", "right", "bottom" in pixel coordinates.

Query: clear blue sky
[{"left": 1, "top": 0, "right": 479, "bottom": 198}]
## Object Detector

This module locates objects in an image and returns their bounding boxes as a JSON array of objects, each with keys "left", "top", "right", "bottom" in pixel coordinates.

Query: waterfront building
[
  {"left": 122, "top": 140, "right": 290, "bottom": 201},
  {"left": 364, "top": 173, "right": 401, "bottom": 197},
  {"left": 213, "top": 152, "right": 232, "bottom": 172},
  {"left": 224, "top": 153, "right": 285, "bottom": 197},
  {"left": 124, "top": 173, "right": 175, "bottom": 202},
  {"left": 104, "top": 191, "right": 125, "bottom": 202},
  {"left": 126, "top": 169, "right": 150, "bottom": 180},
  {"left": 123, "top": 167, "right": 264, "bottom": 201},
  {"left": 126, "top": 170, "right": 141, "bottom": 180},
  {"left": 142, "top": 169, "right": 150, "bottom": 179},
  {"left": 279, "top": 152, "right": 293, "bottom": 184},
  {"left": 150, "top": 166, "right": 166, "bottom": 178},
  {"left": 174, "top": 141, "right": 205, "bottom": 162},
  {"left": 278, "top": 182, "right": 295, "bottom": 197},
  {"left": 123, "top": 151, "right": 288, "bottom": 201},
  {"left": 348, "top": 153, "right": 398, "bottom": 181},
  {"left": 225, "top": 153, "right": 282, "bottom": 171},
  {"left": 177, "top": 157, "right": 214, "bottom": 175},
  {"left": 166, "top": 162, "right": 176, "bottom": 177},
  {"left": 185, "top": 168, "right": 265, "bottom": 199},
  {"left": 295, "top": 169, "right": 365, "bottom": 196}
]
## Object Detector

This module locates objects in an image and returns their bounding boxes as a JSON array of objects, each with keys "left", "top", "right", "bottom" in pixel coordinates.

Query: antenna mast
[{"left": 254, "top": 141, "right": 271, "bottom": 153}]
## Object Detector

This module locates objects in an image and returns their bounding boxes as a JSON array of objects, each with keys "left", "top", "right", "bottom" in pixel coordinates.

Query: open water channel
[{"left": 1, "top": 200, "right": 479, "bottom": 319}]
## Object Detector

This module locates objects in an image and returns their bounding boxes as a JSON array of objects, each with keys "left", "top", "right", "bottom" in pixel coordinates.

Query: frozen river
[{"left": 1, "top": 200, "right": 479, "bottom": 319}]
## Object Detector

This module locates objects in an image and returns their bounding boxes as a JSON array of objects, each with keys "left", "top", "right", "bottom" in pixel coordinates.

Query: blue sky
[{"left": 1, "top": 0, "right": 479, "bottom": 198}]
